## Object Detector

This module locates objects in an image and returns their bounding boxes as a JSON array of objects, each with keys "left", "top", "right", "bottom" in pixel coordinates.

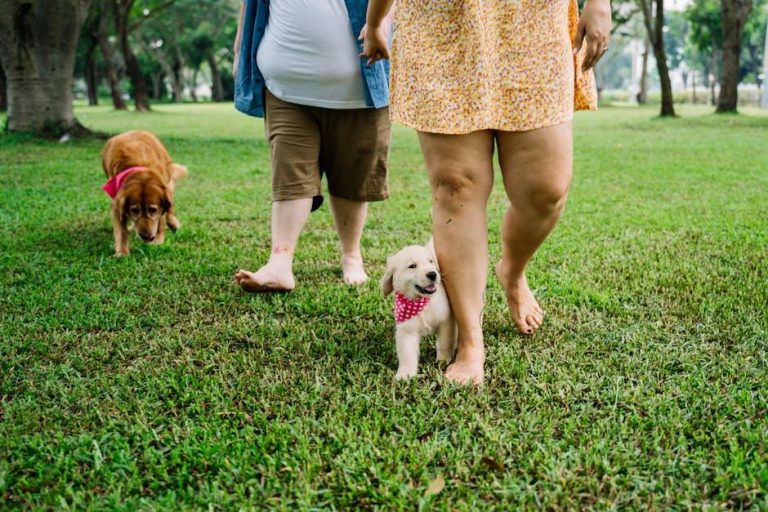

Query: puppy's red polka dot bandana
[{"left": 395, "top": 292, "right": 430, "bottom": 324}]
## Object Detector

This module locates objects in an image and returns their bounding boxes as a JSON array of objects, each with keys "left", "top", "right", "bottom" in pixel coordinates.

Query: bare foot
[
  {"left": 444, "top": 344, "right": 485, "bottom": 386},
  {"left": 234, "top": 265, "right": 295, "bottom": 293},
  {"left": 341, "top": 255, "right": 368, "bottom": 286},
  {"left": 496, "top": 262, "right": 544, "bottom": 335}
]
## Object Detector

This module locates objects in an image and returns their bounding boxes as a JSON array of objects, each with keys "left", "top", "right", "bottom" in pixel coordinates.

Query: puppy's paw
[
  {"left": 114, "top": 249, "right": 129, "bottom": 258},
  {"left": 436, "top": 350, "right": 454, "bottom": 363},
  {"left": 394, "top": 369, "right": 417, "bottom": 381}
]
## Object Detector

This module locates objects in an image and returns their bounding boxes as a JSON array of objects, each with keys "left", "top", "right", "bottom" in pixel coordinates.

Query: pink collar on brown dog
[{"left": 102, "top": 166, "right": 148, "bottom": 198}]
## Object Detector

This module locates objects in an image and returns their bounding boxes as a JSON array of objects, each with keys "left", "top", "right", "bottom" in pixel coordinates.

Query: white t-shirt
[{"left": 256, "top": 0, "right": 368, "bottom": 109}]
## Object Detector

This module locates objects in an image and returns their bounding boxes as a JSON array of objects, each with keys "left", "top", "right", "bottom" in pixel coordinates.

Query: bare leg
[
  {"left": 496, "top": 122, "right": 573, "bottom": 334},
  {"left": 418, "top": 130, "right": 495, "bottom": 386},
  {"left": 329, "top": 195, "right": 368, "bottom": 285},
  {"left": 234, "top": 198, "right": 312, "bottom": 292}
]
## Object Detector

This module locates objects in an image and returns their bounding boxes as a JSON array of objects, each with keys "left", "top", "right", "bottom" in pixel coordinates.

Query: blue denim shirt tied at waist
[{"left": 234, "top": 0, "right": 390, "bottom": 117}]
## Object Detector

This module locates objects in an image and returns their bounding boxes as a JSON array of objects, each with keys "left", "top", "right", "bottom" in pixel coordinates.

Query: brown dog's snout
[
  {"left": 426, "top": 271, "right": 437, "bottom": 282},
  {"left": 140, "top": 232, "right": 156, "bottom": 242}
]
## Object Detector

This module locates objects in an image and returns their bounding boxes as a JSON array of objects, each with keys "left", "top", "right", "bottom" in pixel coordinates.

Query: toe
[{"left": 517, "top": 318, "right": 534, "bottom": 335}]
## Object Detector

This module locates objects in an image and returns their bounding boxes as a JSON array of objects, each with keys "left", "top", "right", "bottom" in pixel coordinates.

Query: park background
[{"left": 1, "top": 0, "right": 767, "bottom": 509}]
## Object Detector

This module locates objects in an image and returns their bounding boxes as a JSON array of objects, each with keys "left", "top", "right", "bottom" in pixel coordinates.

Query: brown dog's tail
[{"left": 170, "top": 163, "right": 189, "bottom": 182}]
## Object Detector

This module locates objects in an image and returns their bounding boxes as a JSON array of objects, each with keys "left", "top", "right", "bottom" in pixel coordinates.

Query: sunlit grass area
[{"left": 1, "top": 103, "right": 767, "bottom": 509}]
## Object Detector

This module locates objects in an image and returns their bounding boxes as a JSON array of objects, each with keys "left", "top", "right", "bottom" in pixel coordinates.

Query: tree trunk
[
  {"left": 85, "top": 39, "right": 99, "bottom": 106},
  {"left": 96, "top": 7, "right": 125, "bottom": 110},
  {"left": 638, "top": 37, "right": 650, "bottom": 104},
  {"left": 639, "top": 0, "right": 676, "bottom": 116},
  {"left": 113, "top": 0, "right": 150, "bottom": 111},
  {"left": 151, "top": 69, "right": 163, "bottom": 100},
  {"left": 96, "top": 2, "right": 126, "bottom": 110},
  {"left": 692, "top": 70, "right": 697, "bottom": 104},
  {"left": 207, "top": 53, "right": 223, "bottom": 102},
  {"left": 190, "top": 69, "right": 198, "bottom": 102},
  {"left": 0, "top": 60, "right": 6, "bottom": 112},
  {"left": 762, "top": 16, "right": 768, "bottom": 108},
  {"left": 171, "top": 56, "right": 183, "bottom": 102},
  {"left": 0, "top": 0, "right": 92, "bottom": 134},
  {"left": 710, "top": 50, "right": 718, "bottom": 105},
  {"left": 717, "top": 0, "right": 752, "bottom": 113}
]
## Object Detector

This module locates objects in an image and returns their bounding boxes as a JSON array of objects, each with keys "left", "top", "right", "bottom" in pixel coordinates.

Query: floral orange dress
[{"left": 389, "top": 0, "right": 597, "bottom": 134}]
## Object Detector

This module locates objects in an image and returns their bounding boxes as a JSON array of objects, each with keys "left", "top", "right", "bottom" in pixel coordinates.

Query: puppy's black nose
[{"left": 426, "top": 271, "right": 437, "bottom": 281}]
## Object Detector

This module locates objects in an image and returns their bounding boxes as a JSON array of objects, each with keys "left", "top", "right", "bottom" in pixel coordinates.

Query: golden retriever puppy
[
  {"left": 101, "top": 130, "right": 188, "bottom": 256},
  {"left": 381, "top": 240, "right": 457, "bottom": 380}
]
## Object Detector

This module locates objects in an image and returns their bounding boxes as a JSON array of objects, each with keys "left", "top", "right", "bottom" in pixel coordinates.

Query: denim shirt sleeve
[
  {"left": 234, "top": 0, "right": 269, "bottom": 117},
  {"left": 234, "top": 0, "right": 390, "bottom": 117},
  {"left": 344, "top": 0, "right": 390, "bottom": 109}
]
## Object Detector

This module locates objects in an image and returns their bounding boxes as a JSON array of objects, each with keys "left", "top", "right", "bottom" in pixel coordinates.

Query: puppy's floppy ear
[
  {"left": 425, "top": 237, "right": 441, "bottom": 270},
  {"left": 426, "top": 237, "right": 435, "bottom": 257},
  {"left": 380, "top": 257, "right": 395, "bottom": 296}
]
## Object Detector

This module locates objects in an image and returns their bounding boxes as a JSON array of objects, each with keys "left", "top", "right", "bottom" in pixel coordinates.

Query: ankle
[
  {"left": 267, "top": 252, "right": 293, "bottom": 270},
  {"left": 341, "top": 252, "right": 363, "bottom": 263}
]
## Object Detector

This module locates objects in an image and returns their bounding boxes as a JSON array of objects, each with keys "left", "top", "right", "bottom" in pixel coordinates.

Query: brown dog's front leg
[{"left": 112, "top": 205, "right": 130, "bottom": 257}]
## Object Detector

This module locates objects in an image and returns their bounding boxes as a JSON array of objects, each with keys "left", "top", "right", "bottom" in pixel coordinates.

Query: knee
[
  {"left": 430, "top": 166, "right": 488, "bottom": 207},
  {"left": 526, "top": 179, "right": 571, "bottom": 216}
]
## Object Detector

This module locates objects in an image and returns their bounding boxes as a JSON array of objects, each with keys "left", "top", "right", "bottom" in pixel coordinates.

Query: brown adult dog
[{"left": 101, "top": 130, "right": 188, "bottom": 256}]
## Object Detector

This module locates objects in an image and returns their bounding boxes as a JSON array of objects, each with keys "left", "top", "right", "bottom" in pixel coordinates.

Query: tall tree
[
  {"left": 637, "top": 0, "right": 677, "bottom": 116},
  {"left": 0, "top": 61, "right": 6, "bottom": 112},
  {"left": 0, "top": 0, "right": 92, "bottom": 134},
  {"left": 113, "top": 0, "right": 151, "bottom": 111},
  {"left": 96, "top": 0, "right": 127, "bottom": 110},
  {"left": 717, "top": 0, "right": 753, "bottom": 112},
  {"left": 687, "top": 0, "right": 723, "bottom": 105},
  {"left": 79, "top": 10, "right": 101, "bottom": 106},
  {"left": 763, "top": 15, "right": 768, "bottom": 107}
]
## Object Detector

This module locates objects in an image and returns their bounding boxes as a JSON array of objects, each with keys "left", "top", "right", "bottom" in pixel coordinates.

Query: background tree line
[
  {"left": 0, "top": 0, "right": 238, "bottom": 133},
  {"left": 0, "top": 0, "right": 766, "bottom": 135},
  {"left": 591, "top": 0, "right": 767, "bottom": 117}
]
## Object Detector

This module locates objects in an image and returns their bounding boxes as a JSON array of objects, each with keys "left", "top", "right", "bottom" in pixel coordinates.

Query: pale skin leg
[
  {"left": 418, "top": 130, "right": 495, "bottom": 386},
  {"left": 394, "top": 328, "right": 420, "bottom": 380},
  {"left": 495, "top": 122, "right": 574, "bottom": 334},
  {"left": 329, "top": 195, "right": 368, "bottom": 285},
  {"left": 234, "top": 198, "right": 312, "bottom": 292}
]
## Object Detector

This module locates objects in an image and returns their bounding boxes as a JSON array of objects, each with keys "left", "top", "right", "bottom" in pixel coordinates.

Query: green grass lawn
[{"left": 1, "top": 103, "right": 767, "bottom": 509}]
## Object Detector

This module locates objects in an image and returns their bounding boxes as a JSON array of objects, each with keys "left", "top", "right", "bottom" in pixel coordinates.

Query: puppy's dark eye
[
  {"left": 148, "top": 207, "right": 158, "bottom": 215},
  {"left": 130, "top": 207, "right": 140, "bottom": 214},
  {"left": 408, "top": 264, "right": 417, "bottom": 269}
]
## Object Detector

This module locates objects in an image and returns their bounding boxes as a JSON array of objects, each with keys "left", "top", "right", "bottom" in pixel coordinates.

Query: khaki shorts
[{"left": 265, "top": 89, "right": 391, "bottom": 207}]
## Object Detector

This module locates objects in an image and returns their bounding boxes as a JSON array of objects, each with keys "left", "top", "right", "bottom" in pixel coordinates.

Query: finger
[
  {"left": 582, "top": 35, "right": 599, "bottom": 71},
  {"left": 573, "top": 19, "right": 586, "bottom": 55}
]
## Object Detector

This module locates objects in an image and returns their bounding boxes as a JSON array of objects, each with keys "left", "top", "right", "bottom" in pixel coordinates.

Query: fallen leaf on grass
[
  {"left": 424, "top": 474, "right": 445, "bottom": 496},
  {"left": 481, "top": 456, "right": 504, "bottom": 472}
]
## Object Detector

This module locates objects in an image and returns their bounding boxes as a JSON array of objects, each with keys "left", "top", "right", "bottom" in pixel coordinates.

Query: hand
[
  {"left": 233, "top": 50, "right": 240, "bottom": 79},
  {"left": 574, "top": 0, "right": 612, "bottom": 71},
  {"left": 359, "top": 23, "right": 390, "bottom": 65}
]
